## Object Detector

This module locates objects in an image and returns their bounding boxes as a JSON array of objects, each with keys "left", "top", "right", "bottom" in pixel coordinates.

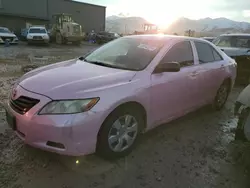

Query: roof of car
[
  {"left": 0, "top": 27, "right": 8, "bottom": 29},
  {"left": 124, "top": 34, "right": 211, "bottom": 43},
  {"left": 219, "top": 33, "right": 250, "bottom": 37}
]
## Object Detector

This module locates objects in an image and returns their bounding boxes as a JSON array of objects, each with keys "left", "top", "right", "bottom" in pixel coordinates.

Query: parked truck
[
  {"left": 133, "top": 23, "right": 159, "bottom": 35},
  {"left": 20, "top": 14, "right": 84, "bottom": 45},
  {"left": 49, "top": 13, "right": 84, "bottom": 45}
]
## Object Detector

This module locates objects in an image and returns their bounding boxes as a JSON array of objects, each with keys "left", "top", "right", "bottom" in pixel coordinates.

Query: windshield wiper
[
  {"left": 78, "top": 57, "right": 136, "bottom": 71},
  {"left": 87, "top": 61, "right": 120, "bottom": 69},
  {"left": 79, "top": 57, "right": 119, "bottom": 68}
]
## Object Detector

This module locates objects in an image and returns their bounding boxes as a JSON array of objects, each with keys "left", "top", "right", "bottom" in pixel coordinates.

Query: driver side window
[{"left": 161, "top": 41, "right": 194, "bottom": 67}]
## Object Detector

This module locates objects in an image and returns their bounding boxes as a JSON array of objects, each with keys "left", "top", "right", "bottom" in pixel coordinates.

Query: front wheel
[
  {"left": 56, "top": 32, "right": 63, "bottom": 44},
  {"left": 213, "top": 81, "right": 230, "bottom": 110},
  {"left": 97, "top": 108, "right": 143, "bottom": 160}
]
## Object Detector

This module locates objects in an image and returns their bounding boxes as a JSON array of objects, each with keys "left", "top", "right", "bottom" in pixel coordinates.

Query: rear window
[
  {"left": 29, "top": 28, "right": 47, "bottom": 34},
  {"left": 195, "top": 42, "right": 214, "bottom": 63},
  {"left": 194, "top": 41, "right": 223, "bottom": 63},
  {"left": 213, "top": 35, "right": 250, "bottom": 48}
]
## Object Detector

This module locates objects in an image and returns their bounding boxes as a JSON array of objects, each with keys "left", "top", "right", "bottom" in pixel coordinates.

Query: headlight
[
  {"left": 27, "top": 35, "right": 32, "bottom": 39},
  {"left": 39, "top": 98, "right": 99, "bottom": 115}
]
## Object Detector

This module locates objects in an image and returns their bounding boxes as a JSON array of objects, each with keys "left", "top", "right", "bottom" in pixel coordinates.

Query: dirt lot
[{"left": 0, "top": 43, "right": 250, "bottom": 188}]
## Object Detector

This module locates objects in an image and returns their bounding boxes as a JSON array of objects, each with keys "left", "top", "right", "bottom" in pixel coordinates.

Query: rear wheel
[
  {"left": 213, "top": 80, "right": 230, "bottom": 110},
  {"left": 97, "top": 107, "right": 143, "bottom": 160}
]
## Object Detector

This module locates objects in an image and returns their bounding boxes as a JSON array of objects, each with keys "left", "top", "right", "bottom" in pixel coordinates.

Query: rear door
[{"left": 193, "top": 41, "right": 225, "bottom": 103}]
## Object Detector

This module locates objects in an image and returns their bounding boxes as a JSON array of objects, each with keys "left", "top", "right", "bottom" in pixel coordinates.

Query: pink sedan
[{"left": 5, "top": 35, "right": 237, "bottom": 159}]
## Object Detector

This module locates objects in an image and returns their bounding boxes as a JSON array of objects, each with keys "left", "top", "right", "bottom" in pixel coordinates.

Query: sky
[{"left": 79, "top": 0, "right": 250, "bottom": 27}]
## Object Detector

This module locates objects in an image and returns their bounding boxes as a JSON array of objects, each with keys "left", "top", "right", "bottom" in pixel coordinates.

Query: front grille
[
  {"left": 33, "top": 36, "right": 43, "bottom": 40},
  {"left": 10, "top": 96, "right": 40, "bottom": 114},
  {"left": 1, "top": 37, "right": 14, "bottom": 41}
]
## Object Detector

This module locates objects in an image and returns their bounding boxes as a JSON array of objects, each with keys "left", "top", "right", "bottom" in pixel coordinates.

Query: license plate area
[{"left": 5, "top": 110, "right": 16, "bottom": 130}]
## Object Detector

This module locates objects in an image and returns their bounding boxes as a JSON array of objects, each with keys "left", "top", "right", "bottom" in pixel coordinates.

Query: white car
[
  {"left": 27, "top": 26, "right": 50, "bottom": 44},
  {"left": 0, "top": 27, "right": 18, "bottom": 44}
]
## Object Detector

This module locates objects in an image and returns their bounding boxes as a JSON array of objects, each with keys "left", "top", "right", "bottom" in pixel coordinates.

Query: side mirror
[{"left": 154, "top": 62, "right": 180, "bottom": 73}]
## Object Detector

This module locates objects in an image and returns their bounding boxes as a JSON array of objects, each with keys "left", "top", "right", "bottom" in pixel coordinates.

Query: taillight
[{"left": 229, "top": 58, "right": 237, "bottom": 67}]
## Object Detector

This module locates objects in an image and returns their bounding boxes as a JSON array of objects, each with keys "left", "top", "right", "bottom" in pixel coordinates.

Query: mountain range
[
  {"left": 106, "top": 15, "right": 150, "bottom": 34},
  {"left": 106, "top": 16, "right": 250, "bottom": 36}
]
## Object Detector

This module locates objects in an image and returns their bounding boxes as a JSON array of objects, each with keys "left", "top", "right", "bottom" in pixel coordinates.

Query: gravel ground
[{"left": 0, "top": 43, "right": 250, "bottom": 188}]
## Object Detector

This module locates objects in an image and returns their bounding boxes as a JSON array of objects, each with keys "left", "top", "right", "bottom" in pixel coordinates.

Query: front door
[{"left": 150, "top": 41, "right": 201, "bottom": 127}]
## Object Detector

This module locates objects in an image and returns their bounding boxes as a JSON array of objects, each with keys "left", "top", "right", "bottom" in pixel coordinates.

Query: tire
[
  {"left": 56, "top": 32, "right": 63, "bottom": 44},
  {"left": 212, "top": 80, "right": 230, "bottom": 110},
  {"left": 235, "top": 108, "right": 250, "bottom": 141},
  {"left": 97, "top": 107, "right": 144, "bottom": 160}
]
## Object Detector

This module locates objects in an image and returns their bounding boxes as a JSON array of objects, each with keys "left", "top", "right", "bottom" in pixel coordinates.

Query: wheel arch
[
  {"left": 96, "top": 101, "right": 147, "bottom": 146},
  {"left": 223, "top": 77, "right": 232, "bottom": 91}
]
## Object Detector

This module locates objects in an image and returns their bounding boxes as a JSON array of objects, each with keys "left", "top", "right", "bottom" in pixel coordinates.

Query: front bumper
[
  {"left": 0, "top": 38, "right": 18, "bottom": 44},
  {"left": 5, "top": 85, "right": 105, "bottom": 156},
  {"left": 27, "top": 39, "right": 49, "bottom": 44}
]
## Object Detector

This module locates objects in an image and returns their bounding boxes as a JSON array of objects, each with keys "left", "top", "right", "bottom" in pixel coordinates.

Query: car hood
[
  {"left": 0, "top": 33, "right": 16, "bottom": 37},
  {"left": 19, "top": 59, "right": 136, "bottom": 99}
]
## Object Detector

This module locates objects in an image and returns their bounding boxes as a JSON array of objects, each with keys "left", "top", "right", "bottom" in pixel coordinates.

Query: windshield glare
[
  {"left": 29, "top": 28, "right": 47, "bottom": 34},
  {"left": 84, "top": 37, "right": 165, "bottom": 71},
  {"left": 214, "top": 36, "right": 250, "bottom": 48},
  {"left": 0, "top": 28, "right": 11, "bottom": 33}
]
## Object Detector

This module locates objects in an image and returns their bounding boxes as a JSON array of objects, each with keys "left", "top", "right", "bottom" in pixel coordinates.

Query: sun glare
[
  {"left": 147, "top": 16, "right": 176, "bottom": 29},
  {"left": 128, "top": 0, "right": 213, "bottom": 29},
  {"left": 138, "top": 2, "right": 180, "bottom": 29},
  {"left": 109, "top": 0, "right": 215, "bottom": 29}
]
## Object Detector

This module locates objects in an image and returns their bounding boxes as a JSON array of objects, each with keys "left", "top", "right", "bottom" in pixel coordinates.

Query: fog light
[{"left": 46, "top": 141, "right": 65, "bottom": 149}]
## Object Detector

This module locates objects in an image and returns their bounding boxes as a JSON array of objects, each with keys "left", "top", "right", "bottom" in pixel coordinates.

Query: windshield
[
  {"left": 29, "top": 28, "right": 47, "bottom": 34},
  {"left": 213, "top": 35, "right": 250, "bottom": 48},
  {"left": 84, "top": 37, "right": 165, "bottom": 71},
  {"left": 0, "top": 28, "right": 11, "bottom": 33},
  {"left": 62, "top": 15, "right": 73, "bottom": 22}
]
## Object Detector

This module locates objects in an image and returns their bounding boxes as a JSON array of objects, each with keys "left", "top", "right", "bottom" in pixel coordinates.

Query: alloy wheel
[
  {"left": 216, "top": 84, "right": 228, "bottom": 108},
  {"left": 108, "top": 115, "right": 138, "bottom": 152}
]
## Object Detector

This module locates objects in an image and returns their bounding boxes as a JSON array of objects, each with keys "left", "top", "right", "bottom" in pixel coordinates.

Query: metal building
[{"left": 0, "top": 0, "right": 106, "bottom": 35}]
